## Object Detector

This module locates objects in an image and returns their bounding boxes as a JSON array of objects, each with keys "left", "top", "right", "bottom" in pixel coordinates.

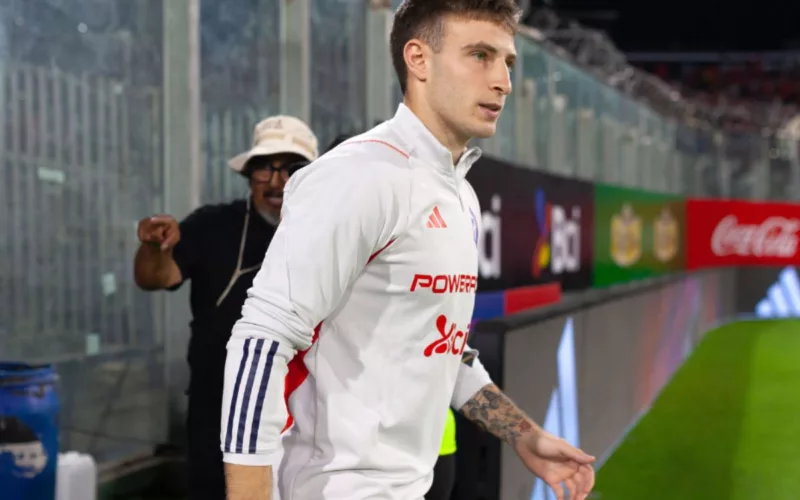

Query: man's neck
[{"left": 403, "top": 97, "right": 468, "bottom": 166}]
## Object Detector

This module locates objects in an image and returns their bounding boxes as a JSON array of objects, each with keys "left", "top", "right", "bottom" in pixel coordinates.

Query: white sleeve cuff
[
  {"left": 450, "top": 354, "right": 493, "bottom": 410},
  {"left": 223, "top": 448, "right": 283, "bottom": 467}
]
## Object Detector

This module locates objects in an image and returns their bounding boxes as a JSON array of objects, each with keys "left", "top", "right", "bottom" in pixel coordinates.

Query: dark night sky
[{"left": 541, "top": 0, "right": 800, "bottom": 52}]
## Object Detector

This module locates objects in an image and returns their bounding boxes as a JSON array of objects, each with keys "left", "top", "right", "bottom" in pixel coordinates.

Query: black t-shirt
[{"left": 170, "top": 198, "right": 276, "bottom": 390}]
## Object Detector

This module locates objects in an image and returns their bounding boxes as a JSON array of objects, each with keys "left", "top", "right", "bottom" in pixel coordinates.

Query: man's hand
[
  {"left": 460, "top": 384, "right": 595, "bottom": 500},
  {"left": 515, "top": 430, "right": 595, "bottom": 500},
  {"left": 134, "top": 215, "right": 183, "bottom": 290},
  {"left": 137, "top": 215, "right": 180, "bottom": 251}
]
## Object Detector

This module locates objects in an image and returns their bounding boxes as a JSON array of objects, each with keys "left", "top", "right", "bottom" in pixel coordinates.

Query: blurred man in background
[{"left": 133, "top": 116, "right": 318, "bottom": 500}]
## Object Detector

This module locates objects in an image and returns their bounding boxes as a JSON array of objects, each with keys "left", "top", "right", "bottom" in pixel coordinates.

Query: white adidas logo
[
  {"left": 755, "top": 267, "right": 800, "bottom": 318},
  {"left": 531, "top": 317, "right": 580, "bottom": 500}
]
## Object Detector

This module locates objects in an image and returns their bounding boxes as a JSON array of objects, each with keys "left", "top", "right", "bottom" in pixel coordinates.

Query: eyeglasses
[{"left": 249, "top": 159, "right": 310, "bottom": 184}]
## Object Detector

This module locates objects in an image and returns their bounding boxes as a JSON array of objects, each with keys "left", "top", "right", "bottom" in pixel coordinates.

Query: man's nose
[
  {"left": 269, "top": 170, "right": 284, "bottom": 189},
  {"left": 491, "top": 63, "right": 512, "bottom": 96}
]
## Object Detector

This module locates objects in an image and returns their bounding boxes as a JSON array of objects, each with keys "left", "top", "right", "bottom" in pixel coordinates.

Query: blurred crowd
[{"left": 642, "top": 58, "right": 800, "bottom": 132}]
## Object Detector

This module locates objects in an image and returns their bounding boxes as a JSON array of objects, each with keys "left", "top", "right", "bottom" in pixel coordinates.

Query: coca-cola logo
[{"left": 711, "top": 215, "right": 800, "bottom": 258}]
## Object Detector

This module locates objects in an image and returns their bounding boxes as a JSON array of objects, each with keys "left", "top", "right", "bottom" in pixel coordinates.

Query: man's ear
[{"left": 404, "top": 39, "right": 430, "bottom": 85}]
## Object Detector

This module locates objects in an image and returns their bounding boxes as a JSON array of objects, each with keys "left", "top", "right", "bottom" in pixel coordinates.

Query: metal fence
[
  {"left": 1, "top": 0, "right": 799, "bottom": 470},
  {"left": 199, "top": 2, "right": 800, "bottom": 205},
  {"left": 0, "top": 59, "right": 167, "bottom": 461},
  {"left": 201, "top": 107, "right": 263, "bottom": 204}
]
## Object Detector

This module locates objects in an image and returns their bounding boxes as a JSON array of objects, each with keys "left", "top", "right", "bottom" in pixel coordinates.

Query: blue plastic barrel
[{"left": 0, "top": 362, "right": 60, "bottom": 500}]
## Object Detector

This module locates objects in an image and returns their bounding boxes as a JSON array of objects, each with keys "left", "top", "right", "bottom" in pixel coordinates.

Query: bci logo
[
  {"left": 533, "top": 190, "right": 582, "bottom": 278},
  {"left": 478, "top": 192, "right": 582, "bottom": 281},
  {"left": 478, "top": 194, "right": 502, "bottom": 279},
  {"left": 531, "top": 317, "right": 580, "bottom": 500}
]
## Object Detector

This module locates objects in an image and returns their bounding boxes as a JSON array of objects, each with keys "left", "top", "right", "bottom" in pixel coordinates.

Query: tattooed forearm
[{"left": 459, "top": 384, "right": 540, "bottom": 446}]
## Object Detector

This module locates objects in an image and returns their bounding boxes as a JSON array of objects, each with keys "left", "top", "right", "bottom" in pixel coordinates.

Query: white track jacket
[{"left": 221, "top": 104, "right": 494, "bottom": 499}]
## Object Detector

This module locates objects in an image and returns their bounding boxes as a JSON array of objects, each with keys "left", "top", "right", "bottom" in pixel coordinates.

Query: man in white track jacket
[{"left": 221, "top": 1, "right": 597, "bottom": 499}]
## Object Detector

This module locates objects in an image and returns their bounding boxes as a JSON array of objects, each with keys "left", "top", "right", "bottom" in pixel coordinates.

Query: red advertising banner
[{"left": 687, "top": 199, "right": 800, "bottom": 269}]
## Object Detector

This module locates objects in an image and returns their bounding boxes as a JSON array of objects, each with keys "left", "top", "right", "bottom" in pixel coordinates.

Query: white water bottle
[{"left": 56, "top": 451, "right": 97, "bottom": 500}]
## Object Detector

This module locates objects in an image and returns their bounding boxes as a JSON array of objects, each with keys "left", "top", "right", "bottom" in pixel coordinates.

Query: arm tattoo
[{"left": 459, "top": 384, "right": 536, "bottom": 446}]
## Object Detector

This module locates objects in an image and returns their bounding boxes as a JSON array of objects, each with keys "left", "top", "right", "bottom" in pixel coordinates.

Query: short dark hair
[{"left": 390, "top": 0, "right": 521, "bottom": 95}]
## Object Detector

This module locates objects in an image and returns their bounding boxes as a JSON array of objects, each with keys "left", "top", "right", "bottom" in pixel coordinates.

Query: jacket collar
[{"left": 390, "top": 103, "right": 482, "bottom": 179}]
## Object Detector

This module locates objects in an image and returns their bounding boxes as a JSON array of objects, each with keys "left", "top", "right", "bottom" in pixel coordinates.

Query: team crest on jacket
[{"left": 469, "top": 208, "right": 479, "bottom": 247}]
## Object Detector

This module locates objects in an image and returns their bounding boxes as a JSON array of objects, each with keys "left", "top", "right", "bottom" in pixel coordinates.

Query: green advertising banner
[{"left": 593, "top": 184, "right": 686, "bottom": 287}]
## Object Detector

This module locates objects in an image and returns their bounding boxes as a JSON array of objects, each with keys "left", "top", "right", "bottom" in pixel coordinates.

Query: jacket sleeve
[
  {"left": 450, "top": 348, "right": 493, "bottom": 410},
  {"left": 220, "top": 157, "right": 407, "bottom": 465}
]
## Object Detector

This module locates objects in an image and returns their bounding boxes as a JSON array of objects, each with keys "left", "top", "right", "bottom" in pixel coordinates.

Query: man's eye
[{"left": 472, "top": 51, "right": 487, "bottom": 61}]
